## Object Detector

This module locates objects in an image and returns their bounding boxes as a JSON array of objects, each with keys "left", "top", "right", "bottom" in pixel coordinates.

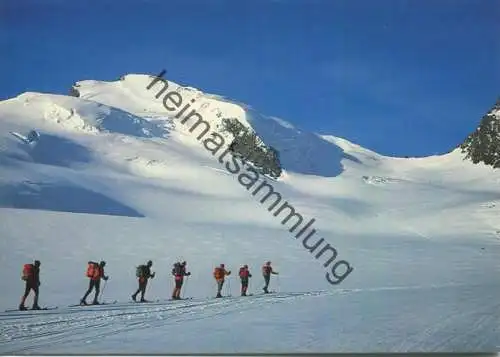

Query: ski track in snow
[
  {"left": 1, "top": 284, "right": 499, "bottom": 353},
  {"left": 0, "top": 291, "right": 327, "bottom": 353}
]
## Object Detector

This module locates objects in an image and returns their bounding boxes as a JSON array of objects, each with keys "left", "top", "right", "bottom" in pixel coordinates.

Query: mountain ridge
[
  {"left": 68, "top": 73, "right": 497, "bottom": 167},
  {"left": 2, "top": 72, "right": 493, "bottom": 167}
]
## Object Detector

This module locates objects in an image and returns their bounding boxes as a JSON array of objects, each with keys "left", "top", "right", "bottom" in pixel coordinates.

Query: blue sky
[{"left": 1, "top": 0, "right": 498, "bottom": 156}]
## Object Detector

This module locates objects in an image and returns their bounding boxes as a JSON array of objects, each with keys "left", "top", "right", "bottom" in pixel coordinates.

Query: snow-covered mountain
[{"left": 0, "top": 73, "right": 499, "bottom": 354}]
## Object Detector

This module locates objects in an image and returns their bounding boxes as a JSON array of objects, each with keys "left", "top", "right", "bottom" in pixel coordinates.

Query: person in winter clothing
[
  {"left": 80, "top": 261, "right": 109, "bottom": 305},
  {"left": 132, "top": 260, "right": 155, "bottom": 302},
  {"left": 238, "top": 264, "right": 252, "bottom": 296},
  {"left": 213, "top": 263, "right": 231, "bottom": 298},
  {"left": 262, "top": 261, "right": 278, "bottom": 293},
  {"left": 171, "top": 261, "right": 191, "bottom": 300},
  {"left": 19, "top": 260, "right": 41, "bottom": 310}
]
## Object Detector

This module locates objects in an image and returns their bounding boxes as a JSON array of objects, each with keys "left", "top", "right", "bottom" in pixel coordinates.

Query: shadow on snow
[
  {"left": 0, "top": 180, "right": 144, "bottom": 217},
  {"left": 4, "top": 132, "right": 93, "bottom": 168},
  {"left": 91, "top": 104, "right": 171, "bottom": 139},
  {"left": 245, "top": 109, "right": 362, "bottom": 178},
  {"left": 0, "top": 133, "right": 144, "bottom": 217}
]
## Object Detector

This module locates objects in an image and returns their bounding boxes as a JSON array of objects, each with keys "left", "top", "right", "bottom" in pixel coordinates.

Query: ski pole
[
  {"left": 99, "top": 279, "right": 107, "bottom": 302},
  {"left": 183, "top": 276, "right": 189, "bottom": 299},
  {"left": 226, "top": 278, "right": 231, "bottom": 297}
]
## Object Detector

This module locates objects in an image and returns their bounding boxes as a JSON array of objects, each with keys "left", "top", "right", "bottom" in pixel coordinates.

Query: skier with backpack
[
  {"left": 80, "top": 261, "right": 108, "bottom": 305},
  {"left": 213, "top": 263, "right": 231, "bottom": 298},
  {"left": 171, "top": 261, "right": 191, "bottom": 300},
  {"left": 19, "top": 260, "right": 41, "bottom": 310},
  {"left": 132, "top": 260, "right": 155, "bottom": 302},
  {"left": 238, "top": 264, "right": 252, "bottom": 296},
  {"left": 262, "top": 261, "right": 278, "bottom": 293}
]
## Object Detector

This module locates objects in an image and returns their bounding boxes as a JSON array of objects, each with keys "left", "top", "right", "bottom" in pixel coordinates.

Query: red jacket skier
[
  {"left": 80, "top": 260, "right": 109, "bottom": 305},
  {"left": 238, "top": 265, "right": 252, "bottom": 296},
  {"left": 19, "top": 260, "right": 41, "bottom": 310},
  {"left": 172, "top": 261, "right": 190, "bottom": 300},
  {"left": 262, "top": 261, "right": 278, "bottom": 293},
  {"left": 213, "top": 264, "right": 231, "bottom": 298}
]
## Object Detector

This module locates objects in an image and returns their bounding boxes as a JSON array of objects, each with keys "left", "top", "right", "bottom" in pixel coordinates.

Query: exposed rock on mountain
[{"left": 460, "top": 98, "right": 500, "bottom": 168}]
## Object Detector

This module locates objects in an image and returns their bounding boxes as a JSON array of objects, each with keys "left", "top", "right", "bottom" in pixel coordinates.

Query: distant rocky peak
[{"left": 460, "top": 98, "right": 500, "bottom": 169}]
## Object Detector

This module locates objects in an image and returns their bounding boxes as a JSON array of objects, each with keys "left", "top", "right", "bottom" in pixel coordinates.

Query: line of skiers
[{"left": 18, "top": 259, "right": 279, "bottom": 310}]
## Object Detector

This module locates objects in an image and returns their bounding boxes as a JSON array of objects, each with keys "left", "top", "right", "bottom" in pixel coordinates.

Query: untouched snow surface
[{"left": 0, "top": 74, "right": 499, "bottom": 354}]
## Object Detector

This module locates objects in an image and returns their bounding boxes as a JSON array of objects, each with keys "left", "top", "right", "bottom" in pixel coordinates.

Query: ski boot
[
  {"left": 131, "top": 294, "right": 137, "bottom": 302},
  {"left": 19, "top": 304, "right": 27, "bottom": 311},
  {"left": 32, "top": 305, "right": 41, "bottom": 310}
]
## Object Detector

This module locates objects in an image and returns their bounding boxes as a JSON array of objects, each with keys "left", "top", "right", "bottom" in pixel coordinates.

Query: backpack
[
  {"left": 86, "top": 261, "right": 99, "bottom": 279},
  {"left": 172, "top": 263, "right": 182, "bottom": 276},
  {"left": 262, "top": 265, "right": 272, "bottom": 276},
  {"left": 22, "top": 264, "right": 33, "bottom": 281},
  {"left": 214, "top": 267, "right": 224, "bottom": 279},
  {"left": 136, "top": 265, "right": 146, "bottom": 278}
]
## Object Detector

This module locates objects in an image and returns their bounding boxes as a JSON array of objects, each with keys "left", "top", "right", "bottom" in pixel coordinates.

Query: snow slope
[{"left": 0, "top": 74, "right": 499, "bottom": 354}]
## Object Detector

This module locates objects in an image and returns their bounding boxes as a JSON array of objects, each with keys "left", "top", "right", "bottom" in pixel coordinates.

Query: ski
[
  {"left": 102, "top": 300, "right": 119, "bottom": 305},
  {"left": 68, "top": 300, "right": 118, "bottom": 307},
  {"left": 4, "top": 306, "right": 57, "bottom": 312},
  {"left": 131, "top": 299, "right": 161, "bottom": 303},
  {"left": 168, "top": 297, "right": 193, "bottom": 301},
  {"left": 223, "top": 292, "right": 273, "bottom": 299}
]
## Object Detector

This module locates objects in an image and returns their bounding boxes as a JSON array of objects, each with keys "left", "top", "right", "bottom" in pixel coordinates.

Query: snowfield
[{"left": 0, "top": 74, "right": 499, "bottom": 354}]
